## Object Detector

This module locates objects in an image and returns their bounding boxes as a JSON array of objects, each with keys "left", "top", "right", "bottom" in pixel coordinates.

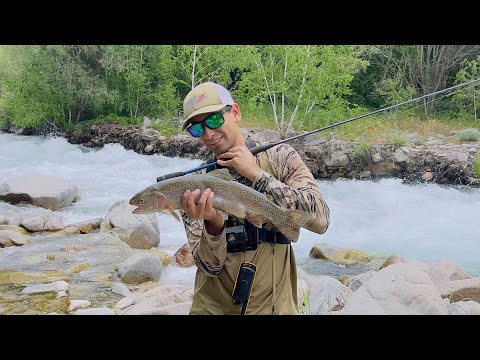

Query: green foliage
[
  {"left": 457, "top": 128, "right": 480, "bottom": 141},
  {"left": 101, "top": 45, "right": 178, "bottom": 119},
  {"left": 352, "top": 142, "right": 371, "bottom": 159},
  {"left": 375, "top": 77, "right": 417, "bottom": 118},
  {"left": 0, "top": 45, "right": 180, "bottom": 131},
  {"left": 297, "top": 282, "right": 312, "bottom": 315},
  {"left": 150, "top": 119, "right": 180, "bottom": 137},
  {"left": 64, "top": 114, "right": 141, "bottom": 136},
  {"left": 452, "top": 56, "right": 480, "bottom": 119},
  {"left": 173, "top": 45, "right": 257, "bottom": 100},
  {"left": 1, "top": 44, "right": 479, "bottom": 137},
  {"left": 237, "top": 45, "right": 367, "bottom": 136},
  {"left": 474, "top": 155, "right": 480, "bottom": 177},
  {"left": 384, "top": 128, "right": 407, "bottom": 146}
]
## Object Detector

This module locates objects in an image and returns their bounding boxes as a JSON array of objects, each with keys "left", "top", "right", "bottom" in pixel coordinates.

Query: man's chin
[{"left": 211, "top": 144, "right": 229, "bottom": 157}]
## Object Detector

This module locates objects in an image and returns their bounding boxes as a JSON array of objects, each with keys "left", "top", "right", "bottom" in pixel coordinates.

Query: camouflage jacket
[{"left": 181, "top": 143, "right": 330, "bottom": 315}]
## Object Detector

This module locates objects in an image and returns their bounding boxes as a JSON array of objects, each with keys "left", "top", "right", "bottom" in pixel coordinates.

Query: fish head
[{"left": 129, "top": 189, "right": 170, "bottom": 214}]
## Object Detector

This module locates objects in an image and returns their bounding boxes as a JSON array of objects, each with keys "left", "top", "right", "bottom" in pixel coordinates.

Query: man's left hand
[{"left": 216, "top": 146, "right": 261, "bottom": 182}]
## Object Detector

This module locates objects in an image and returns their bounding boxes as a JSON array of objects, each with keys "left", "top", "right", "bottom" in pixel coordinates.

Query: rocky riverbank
[
  {"left": 4, "top": 122, "right": 480, "bottom": 186},
  {"left": 2, "top": 125, "right": 480, "bottom": 315}
]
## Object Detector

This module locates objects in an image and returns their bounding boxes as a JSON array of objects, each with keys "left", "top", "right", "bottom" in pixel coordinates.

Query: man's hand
[
  {"left": 180, "top": 188, "right": 224, "bottom": 235},
  {"left": 216, "top": 146, "right": 262, "bottom": 182}
]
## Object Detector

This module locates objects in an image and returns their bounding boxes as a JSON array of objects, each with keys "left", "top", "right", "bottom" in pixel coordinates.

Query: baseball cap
[{"left": 182, "top": 82, "right": 234, "bottom": 130}]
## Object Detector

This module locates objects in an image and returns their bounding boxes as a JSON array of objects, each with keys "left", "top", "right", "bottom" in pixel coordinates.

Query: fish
[{"left": 128, "top": 168, "right": 313, "bottom": 242}]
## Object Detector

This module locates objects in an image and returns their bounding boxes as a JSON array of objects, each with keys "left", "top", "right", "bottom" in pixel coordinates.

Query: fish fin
[
  {"left": 206, "top": 168, "right": 234, "bottom": 181},
  {"left": 245, "top": 211, "right": 266, "bottom": 228},
  {"left": 167, "top": 208, "right": 181, "bottom": 222},
  {"left": 217, "top": 209, "right": 229, "bottom": 220},
  {"left": 271, "top": 209, "right": 313, "bottom": 242}
]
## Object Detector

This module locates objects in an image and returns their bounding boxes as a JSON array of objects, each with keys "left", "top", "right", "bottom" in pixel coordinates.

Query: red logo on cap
[{"left": 196, "top": 91, "right": 207, "bottom": 103}]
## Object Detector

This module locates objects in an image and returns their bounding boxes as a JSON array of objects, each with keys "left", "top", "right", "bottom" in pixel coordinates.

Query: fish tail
[{"left": 271, "top": 208, "right": 313, "bottom": 242}]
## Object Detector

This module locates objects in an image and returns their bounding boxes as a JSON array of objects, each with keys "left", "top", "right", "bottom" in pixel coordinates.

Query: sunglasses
[{"left": 186, "top": 105, "right": 232, "bottom": 137}]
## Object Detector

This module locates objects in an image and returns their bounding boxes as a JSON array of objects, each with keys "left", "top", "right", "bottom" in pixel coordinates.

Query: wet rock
[
  {"left": 379, "top": 254, "right": 407, "bottom": 270},
  {"left": 0, "top": 225, "right": 30, "bottom": 235},
  {"left": 422, "top": 171, "right": 433, "bottom": 181},
  {"left": 100, "top": 200, "right": 160, "bottom": 249},
  {"left": 309, "top": 243, "right": 372, "bottom": 266},
  {"left": 20, "top": 216, "right": 46, "bottom": 232},
  {"left": 21, "top": 280, "right": 69, "bottom": 295},
  {"left": 447, "top": 300, "right": 480, "bottom": 315},
  {"left": 74, "top": 307, "right": 114, "bottom": 315},
  {"left": 117, "top": 253, "right": 163, "bottom": 284},
  {"left": 112, "top": 283, "right": 131, "bottom": 297},
  {"left": 174, "top": 243, "right": 194, "bottom": 268},
  {"left": 0, "top": 173, "right": 80, "bottom": 210},
  {"left": 334, "top": 263, "right": 448, "bottom": 315},
  {"left": 0, "top": 230, "right": 28, "bottom": 247},
  {"left": 68, "top": 299, "right": 92, "bottom": 312}
]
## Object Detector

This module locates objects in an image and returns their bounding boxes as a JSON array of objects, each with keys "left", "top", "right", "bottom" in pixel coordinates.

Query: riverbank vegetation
[{"left": 0, "top": 45, "right": 479, "bottom": 144}]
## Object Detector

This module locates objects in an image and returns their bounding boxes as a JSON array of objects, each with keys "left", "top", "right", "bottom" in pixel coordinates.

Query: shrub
[
  {"left": 457, "top": 128, "right": 480, "bottom": 142},
  {"left": 474, "top": 155, "right": 480, "bottom": 177}
]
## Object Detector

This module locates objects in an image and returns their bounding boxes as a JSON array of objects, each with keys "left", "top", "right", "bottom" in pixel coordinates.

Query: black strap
[{"left": 244, "top": 221, "right": 291, "bottom": 245}]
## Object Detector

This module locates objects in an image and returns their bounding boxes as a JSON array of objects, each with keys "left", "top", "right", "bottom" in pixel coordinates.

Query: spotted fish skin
[{"left": 129, "top": 169, "right": 312, "bottom": 241}]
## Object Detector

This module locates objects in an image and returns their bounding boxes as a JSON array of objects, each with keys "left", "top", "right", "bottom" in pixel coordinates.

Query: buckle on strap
[
  {"left": 226, "top": 225, "right": 245, "bottom": 234},
  {"left": 244, "top": 221, "right": 290, "bottom": 245}
]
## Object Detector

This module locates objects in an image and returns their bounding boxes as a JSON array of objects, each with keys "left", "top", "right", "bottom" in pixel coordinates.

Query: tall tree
[
  {"left": 172, "top": 45, "right": 257, "bottom": 97},
  {"left": 238, "top": 45, "right": 367, "bottom": 136},
  {"left": 452, "top": 56, "right": 480, "bottom": 120},
  {"left": 367, "top": 45, "right": 480, "bottom": 115},
  {"left": 101, "top": 45, "right": 177, "bottom": 119}
]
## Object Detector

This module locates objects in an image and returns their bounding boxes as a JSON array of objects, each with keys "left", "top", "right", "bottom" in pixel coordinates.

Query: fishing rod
[{"left": 156, "top": 78, "right": 480, "bottom": 182}]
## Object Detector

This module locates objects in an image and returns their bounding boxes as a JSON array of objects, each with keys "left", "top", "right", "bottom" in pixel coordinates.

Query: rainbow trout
[{"left": 129, "top": 169, "right": 313, "bottom": 242}]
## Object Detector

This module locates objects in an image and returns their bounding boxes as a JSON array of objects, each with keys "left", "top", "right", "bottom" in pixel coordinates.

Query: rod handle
[{"left": 156, "top": 171, "right": 185, "bottom": 182}]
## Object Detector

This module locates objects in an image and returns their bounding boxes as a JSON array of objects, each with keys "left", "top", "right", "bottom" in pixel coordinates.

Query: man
[{"left": 180, "top": 81, "right": 330, "bottom": 315}]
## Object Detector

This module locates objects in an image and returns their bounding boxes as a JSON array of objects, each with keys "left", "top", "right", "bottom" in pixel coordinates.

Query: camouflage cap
[{"left": 182, "top": 82, "right": 234, "bottom": 130}]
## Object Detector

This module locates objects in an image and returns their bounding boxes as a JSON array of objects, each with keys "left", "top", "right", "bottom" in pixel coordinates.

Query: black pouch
[
  {"left": 232, "top": 262, "right": 257, "bottom": 308},
  {"left": 226, "top": 225, "right": 258, "bottom": 253}
]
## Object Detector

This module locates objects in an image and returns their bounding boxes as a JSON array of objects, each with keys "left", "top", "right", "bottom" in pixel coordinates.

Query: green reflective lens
[
  {"left": 186, "top": 105, "right": 231, "bottom": 137},
  {"left": 204, "top": 113, "right": 224, "bottom": 129}
]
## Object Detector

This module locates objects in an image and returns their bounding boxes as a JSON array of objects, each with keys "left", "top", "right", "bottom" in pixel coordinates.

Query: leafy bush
[
  {"left": 474, "top": 155, "right": 480, "bottom": 177},
  {"left": 384, "top": 128, "right": 407, "bottom": 146},
  {"left": 150, "top": 120, "right": 180, "bottom": 137},
  {"left": 352, "top": 141, "right": 370, "bottom": 159},
  {"left": 457, "top": 128, "right": 480, "bottom": 142}
]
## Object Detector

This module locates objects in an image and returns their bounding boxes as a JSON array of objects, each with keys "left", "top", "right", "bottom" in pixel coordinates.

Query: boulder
[{"left": 0, "top": 173, "right": 79, "bottom": 210}]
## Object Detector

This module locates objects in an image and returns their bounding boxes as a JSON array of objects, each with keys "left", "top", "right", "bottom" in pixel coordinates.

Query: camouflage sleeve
[
  {"left": 180, "top": 209, "right": 227, "bottom": 277},
  {"left": 252, "top": 144, "right": 330, "bottom": 235}
]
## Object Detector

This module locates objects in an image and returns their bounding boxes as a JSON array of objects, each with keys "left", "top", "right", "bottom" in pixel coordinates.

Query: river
[{"left": 1, "top": 133, "right": 479, "bottom": 277}]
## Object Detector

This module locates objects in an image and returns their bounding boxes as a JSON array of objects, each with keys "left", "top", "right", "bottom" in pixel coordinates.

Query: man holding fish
[{"left": 130, "top": 82, "right": 330, "bottom": 315}]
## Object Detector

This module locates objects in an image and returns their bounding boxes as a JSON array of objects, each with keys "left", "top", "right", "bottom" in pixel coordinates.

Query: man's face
[{"left": 189, "top": 103, "right": 242, "bottom": 156}]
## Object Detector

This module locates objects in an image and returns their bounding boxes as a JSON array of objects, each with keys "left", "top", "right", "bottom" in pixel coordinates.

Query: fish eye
[{"left": 140, "top": 199, "right": 145, "bottom": 204}]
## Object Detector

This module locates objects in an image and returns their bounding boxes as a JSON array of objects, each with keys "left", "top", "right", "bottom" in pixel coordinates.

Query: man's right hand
[{"left": 180, "top": 188, "right": 224, "bottom": 235}]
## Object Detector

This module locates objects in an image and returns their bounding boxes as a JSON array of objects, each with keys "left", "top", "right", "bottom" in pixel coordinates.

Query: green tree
[
  {"left": 237, "top": 45, "right": 367, "bottom": 136},
  {"left": 101, "top": 45, "right": 178, "bottom": 119},
  {"left": 452, "top": 56, "right": 480, "bottom": 120},
  {"left": 367, "top": 45, "right": 480, "bottom": 116},
  {"left": 0, "top": 46, "right": 66, "bottom": 128},
  {"left": 172, "top": 45, "right": 257, "bottom": 98}
]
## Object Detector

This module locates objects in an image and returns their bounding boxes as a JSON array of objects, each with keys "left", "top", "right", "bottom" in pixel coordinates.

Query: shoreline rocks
[{"left": 55, "top": 123, "right": 480, "bottom": 187}]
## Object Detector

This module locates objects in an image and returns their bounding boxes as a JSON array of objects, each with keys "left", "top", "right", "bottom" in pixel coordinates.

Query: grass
[
  {"left": 241, "top": 103, "right": 480, "bottom": 146},
  {"left": 457, "top": 128, "right": 480, "bottom": 141},
  {"left": 298, "top": 282, "right": 312, "bottom": 315},
  {"left": 62, "top": 106, "right": 480, "bottom": 145},
  {"left": 474, "top": 155, "right": 480, "bottom": 177},
  {"left": 311, "top": 115, "right": 479, "bottom": 145},
  {"left": 352, "top": 141, "right": 370, "bottom": 159}
]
